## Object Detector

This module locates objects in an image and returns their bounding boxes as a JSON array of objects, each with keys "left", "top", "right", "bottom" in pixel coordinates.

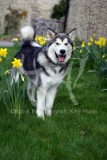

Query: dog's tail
[
  {"left": 20, "top": 25, "right": 34, "bottom": 41},
  {"left": 20, "top": 26, "right": 41, "bottom": 47}
]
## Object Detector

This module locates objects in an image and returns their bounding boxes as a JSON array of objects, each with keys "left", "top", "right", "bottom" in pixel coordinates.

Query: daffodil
[
  {"left": 90, "top": 37, "right": 94, "bottom": 43},
  {"left": 34, "top": 35, "right": 39, "bottom": 42},
  {"left": 80, "top": 50, "right": 82, "bottom": 53},
  {"left": 81, "top": 42, "right": 85, "bottom": 47},
  {"left": 88, "top": 42, "right": 92, "bottom": 46},
  {"left": 73, "top": 46, "right": 76, "bottom": 50},
  {"left": 12, "top": 58, "right": 22, "bottom": 68},
  {"left": 39, "top": 40, "right": 46, "bottom": 46},
  {"left": 39, "top": 36, "right": 45, "bottom": 41},
  {"left": 95, "top": 37, "right": 106, "bottom": 48},
  {"left": 100, "top": 37, "right": 106, "bottom": 47},
  {"left": 0, "top": 48, "right": 8, "bottom": 57},
  {"left": 12, "top": 38, "right": 19, "bottom": 42},
  {"left": 0, "top": 57, "right": 2, "bottom": 62},
  {"left": 95, "top": 40, "right": 99, "bottom": 45},
  {"left": 102, "top": 55, "right": 105, "bottom": 58},
  {"left": 34, "top": 35, "right": 47, "bottom": 46}
]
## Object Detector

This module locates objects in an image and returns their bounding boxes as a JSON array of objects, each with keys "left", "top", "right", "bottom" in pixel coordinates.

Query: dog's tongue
[{"left": 58, "top": 55, "right": 65, "bottom": 62}]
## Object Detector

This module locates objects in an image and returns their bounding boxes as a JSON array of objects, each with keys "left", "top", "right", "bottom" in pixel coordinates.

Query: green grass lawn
[{"left": 0, "top": 46, "right": 107, "bottom": 160}]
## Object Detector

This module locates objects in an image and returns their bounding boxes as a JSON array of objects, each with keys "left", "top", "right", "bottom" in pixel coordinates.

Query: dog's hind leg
[{"left": 27, "top": 81, "right": 36, "bottom": 105}]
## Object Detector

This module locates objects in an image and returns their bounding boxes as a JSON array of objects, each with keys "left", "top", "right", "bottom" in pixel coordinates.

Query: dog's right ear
[{"left": 47, "top": 28, "right": 56, "bottom": 41}]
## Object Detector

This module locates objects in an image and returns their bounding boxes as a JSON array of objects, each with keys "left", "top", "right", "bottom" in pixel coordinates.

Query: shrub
[
  {"left": 4, "top": 6, "right": 27, "bottom": 34},
  {"left": 51, "top": 0, "right": 66, "bottom": 20},
  {"left": 73, "top": 35, "right": 107, "bottom": 88}
]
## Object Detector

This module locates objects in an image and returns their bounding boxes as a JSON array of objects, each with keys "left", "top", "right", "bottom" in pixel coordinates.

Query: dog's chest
[{"left": 41, "top": 66, "right": 65, "bottom": 87}]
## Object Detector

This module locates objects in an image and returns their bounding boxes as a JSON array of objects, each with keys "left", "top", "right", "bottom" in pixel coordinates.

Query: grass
[{"left": 0, "top": 46, "right": 107, "bottom": 160}]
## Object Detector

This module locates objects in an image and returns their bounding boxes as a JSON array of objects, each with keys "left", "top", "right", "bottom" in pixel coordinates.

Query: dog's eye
[
  {"left": 65, "top": 43, "right": 68, "bottom": 46},
  {"left": 56, "top": 43, "right": 60, "bottom": 45}
]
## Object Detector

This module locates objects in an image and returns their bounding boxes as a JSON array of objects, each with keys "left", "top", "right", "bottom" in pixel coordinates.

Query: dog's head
[{"left": 46, "top": 28, "right": 76, "bottom": 64}]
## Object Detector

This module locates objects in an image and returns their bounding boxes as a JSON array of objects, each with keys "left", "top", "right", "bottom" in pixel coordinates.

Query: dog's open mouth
[{"left": 55, "top": 53, "right": 66, "bottom": 62}]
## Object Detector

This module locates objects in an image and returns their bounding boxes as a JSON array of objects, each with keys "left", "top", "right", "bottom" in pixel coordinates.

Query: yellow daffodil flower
[
  {"left": 90, "top": 37, "right": 94, "bottom": 43},
  {"left": 0, "top": 48, "right": 8, "bottom": 57},
  {"left": 12, "top": 38, "right": 19, "bottom": 42},
  {"left": 12, "top": 58, "right": 22, "bottom": 68},
  {"left": 0, "top": 57, "right": 2, "bottom": 62},
  {"left": 102, "top": 55, "right": 105, "bottom": 58},
  {"left": 40, "top": 40, "right": 45, "bottom": 46},
  {"left": 34, "top": 35, "right": 47, "bottom": 46},
  {"left": 80, "top": 50, "right": 82, "bottom": 53},
  {"left": 100, "top": 37, "right": 106, "bottom": 47},
  {"left": 73, "top": 46, "right": 76, "bottom": 50},
  {"left": 81, "top": 42, "right": 85, "bottom": 47},
  {"left": 95, "top": 41, "right": 99, "bottom": 45},
  {"left": 34, "top": 35, "right": 39, "bottom": 42},
  {"left": 95, "top": 37, "right": 106, "bottom": 48},
  {"left": 39, "top": 36, "right": 45, "bottom": 41},
  {"left": 88, "top": 42, "right": 92, "bottom": 46}
]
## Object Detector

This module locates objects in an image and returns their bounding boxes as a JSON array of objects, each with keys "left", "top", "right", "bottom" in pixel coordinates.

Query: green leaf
[
  {"left": 100, "top": 88, "right": 107, "bottom": 92},
  {"left": 88, "top": 70, "right": 99, "bottom": 74},
  {"left": 101, "top": 68, "right": 107, "bottom": 71}
]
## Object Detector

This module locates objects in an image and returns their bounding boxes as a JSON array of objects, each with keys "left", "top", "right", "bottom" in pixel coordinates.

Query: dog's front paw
[
  {"left": 36, "top": 109, "right": 45, "bottom": 119},
  {"left": 45, "top": 108, "right": 52, "bottom": 117}
]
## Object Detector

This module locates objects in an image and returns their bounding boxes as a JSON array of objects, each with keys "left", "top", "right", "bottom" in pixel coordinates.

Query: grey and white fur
[{"left": 11, "top": 25, "right": 76, "bottom": 118}]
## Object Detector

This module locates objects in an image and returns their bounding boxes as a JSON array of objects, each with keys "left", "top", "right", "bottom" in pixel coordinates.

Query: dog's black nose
[{"left": 60, "top": 49, "right": 65, "bottom": 54}]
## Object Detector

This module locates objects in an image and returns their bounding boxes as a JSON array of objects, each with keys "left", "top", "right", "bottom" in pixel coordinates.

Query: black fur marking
[
  {"left": 15, "top": 44, "right": 42, "bottom": 72},
  {"left": 59, "top": 62, "right": 69, "bottom": 73},
  {"left": 56, "top": 35, "right": 74, "bottom": 47},
  {"left": 44, "top": 50, "right": 56, "bottom": 65},
  {"left": 37, "top": 76, "right": 42, "bottom": 87},
  {"left": 48, "top": 34, "right": 74, "bottom": 47},
  {"left": 41, "top": 66, "right": 50, "bottom": 76},
  {"left": 51, "top": 67, "right": 56, "bottom": 74}
]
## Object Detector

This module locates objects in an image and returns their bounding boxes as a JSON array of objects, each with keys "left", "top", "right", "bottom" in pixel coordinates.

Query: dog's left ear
[
  {"left": 67, "top": 28, "right": 76, "bottom": 41},
  {"left": 47, "top": 28, "right": 56, "bottom": 41}
]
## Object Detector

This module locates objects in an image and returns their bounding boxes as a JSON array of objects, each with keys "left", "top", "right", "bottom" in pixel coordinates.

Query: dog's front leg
[
  {"left": 36, "top": 86, "right": 46, "bottom": 119},
  {"left": 45, "top": 86, "right": 58, "bottom": 116}
]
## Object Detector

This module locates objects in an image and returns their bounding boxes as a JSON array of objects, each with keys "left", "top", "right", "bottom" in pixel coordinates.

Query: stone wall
[
  {"left": 0, "top": 0, "right": 60, "bottom": 34},
  {"left": 67, "top": 0, "right": 107, "bottom": 40},
  {"left": 0, "top": 0, "right": 107, "bottom": 40}
]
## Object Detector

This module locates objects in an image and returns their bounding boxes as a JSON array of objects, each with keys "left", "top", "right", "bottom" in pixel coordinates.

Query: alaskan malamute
[{"left": 11, "top": 26, "right": 76, "bottom": 118}]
